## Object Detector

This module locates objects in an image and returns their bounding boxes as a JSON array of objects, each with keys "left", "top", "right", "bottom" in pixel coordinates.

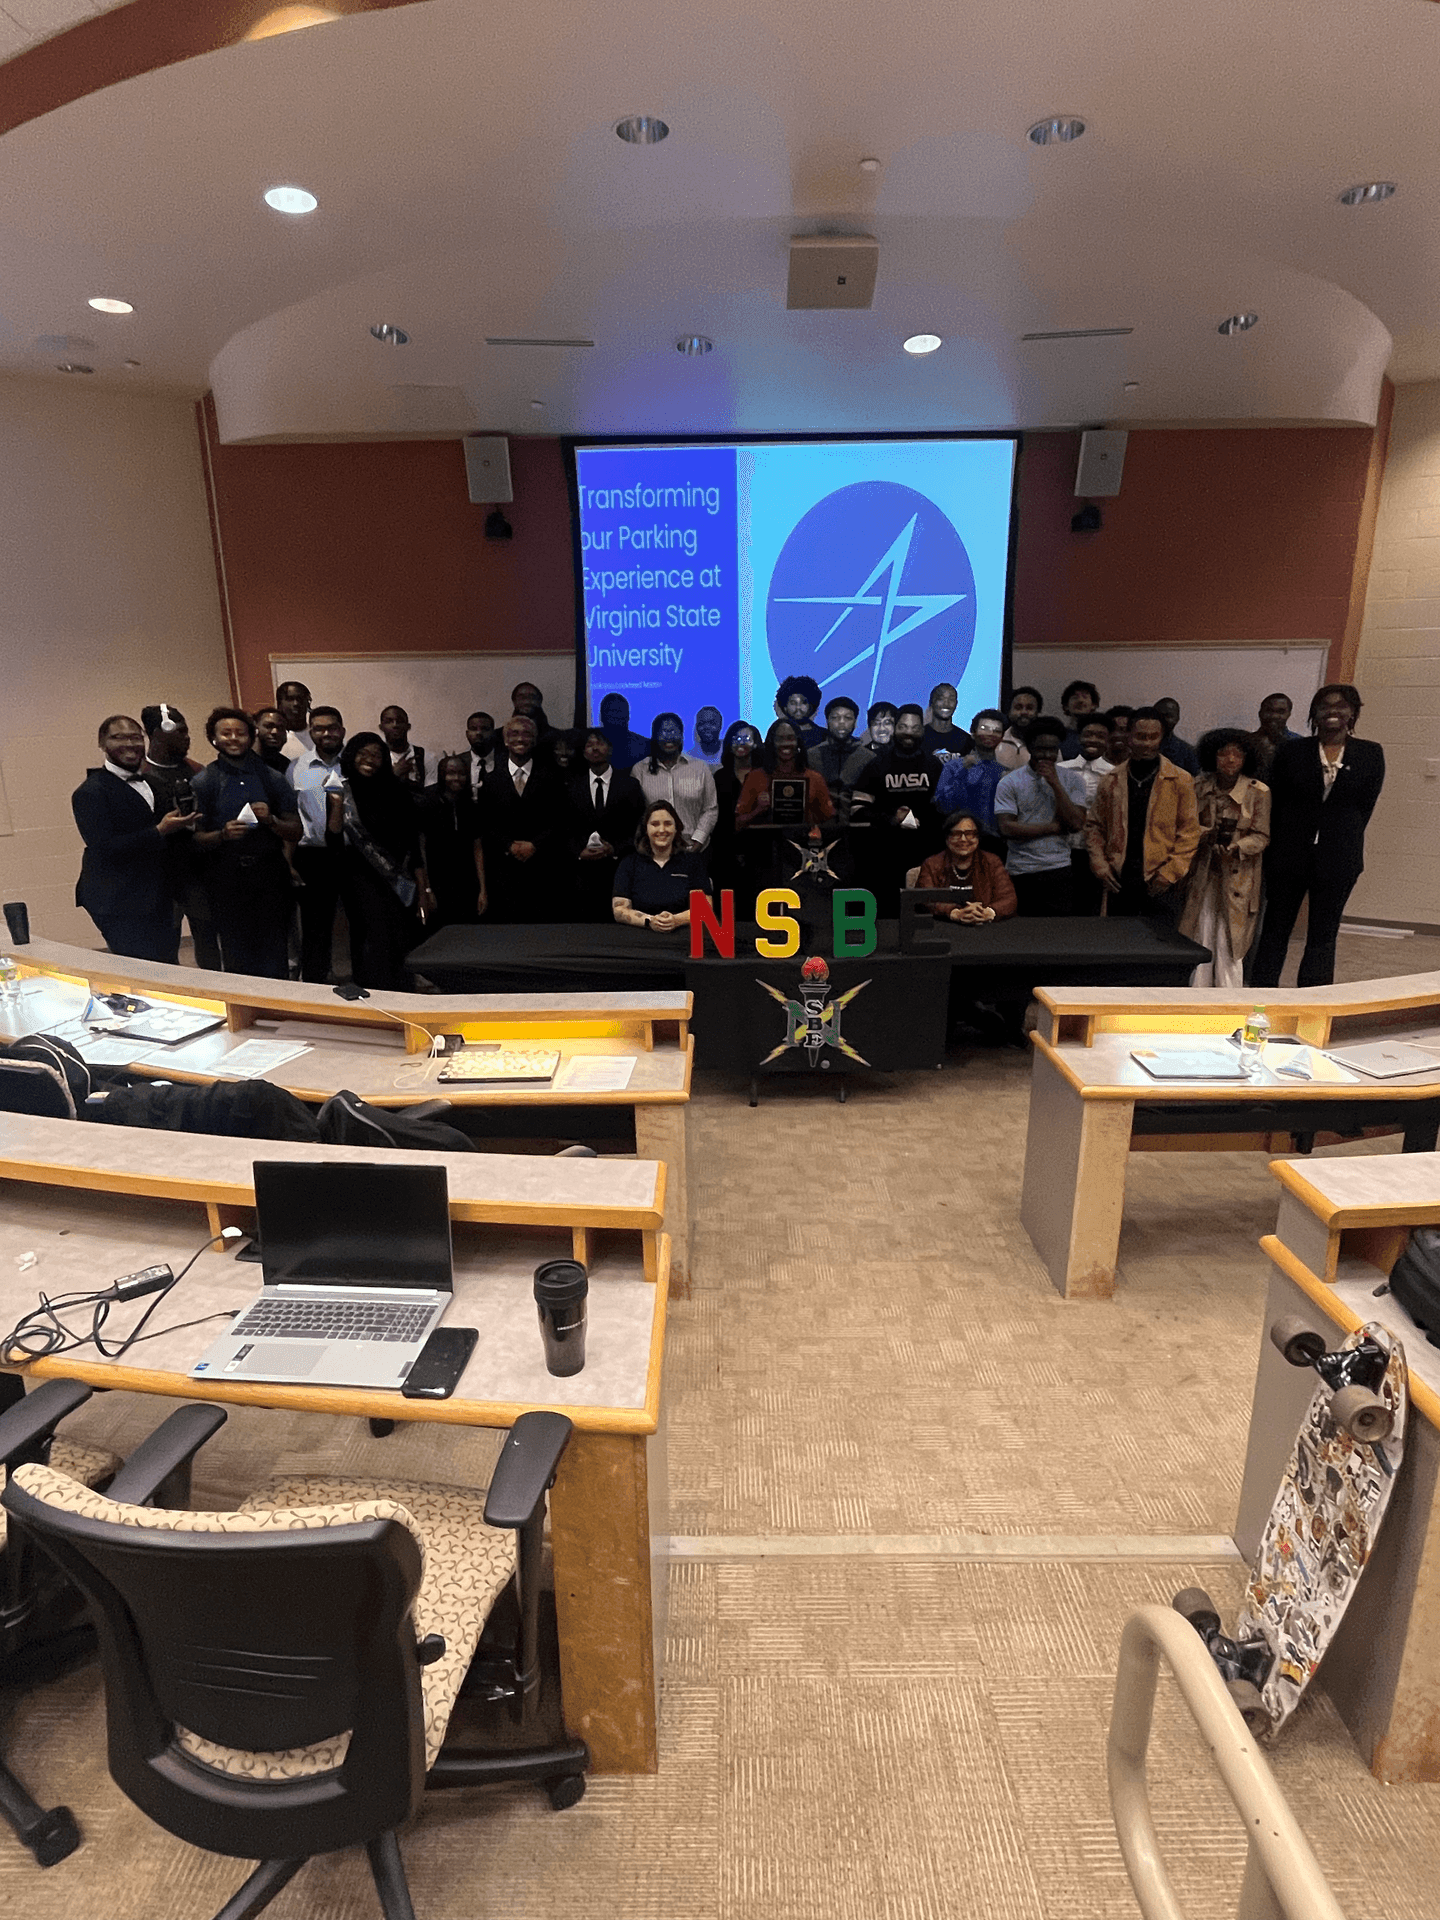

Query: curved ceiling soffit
[{"left": 0, "top": 0, "right": 428, "bottom": 141}]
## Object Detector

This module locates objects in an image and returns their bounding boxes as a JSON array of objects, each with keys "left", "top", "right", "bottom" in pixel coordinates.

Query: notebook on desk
[
  {"left": 437, "top": 1045, "right": 560, "bottom": 1084},
  {"left": 1129, "top": 1047, "right": 1251, "bottom": 1081},
  {"left": 190, "top": 1161, "right": 452, "bottom": 1388}
]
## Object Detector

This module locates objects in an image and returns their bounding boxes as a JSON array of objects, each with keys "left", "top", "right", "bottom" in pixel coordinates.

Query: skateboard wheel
[
  {"left": 1225, "top": 1678, "right": 1267, "bottom": 1728},
  {"left": 1270, "top": 1317, "right": 1326, "bottom": 1367},
  {"left": 1172, "top": 1587, "right": 1221, "bottom": 1635},
  {"left": 1330, "top": 1385, "right": 1394, "bottom": 1444}
]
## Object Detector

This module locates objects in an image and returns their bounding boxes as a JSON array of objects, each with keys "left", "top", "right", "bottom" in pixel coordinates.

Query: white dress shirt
[
  {"left": 633, "top": 753, "right": 719, "bottom": 848},
  {"left": 104, "top": 759, "right": 154, "bottom": 810},
  {"left": 279, "top": 728, "right": 313, "bottom": 764}
]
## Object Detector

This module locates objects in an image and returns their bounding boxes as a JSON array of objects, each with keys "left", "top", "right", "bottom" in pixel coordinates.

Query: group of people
[{"left": 69, "top": 669, "right": 1385, "bottom": 993}]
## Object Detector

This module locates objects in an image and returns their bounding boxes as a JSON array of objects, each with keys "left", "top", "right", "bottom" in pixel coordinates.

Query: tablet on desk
[
  {"left": 1129, "top": 1047, "right": 1251, "bottom": 1081},
  {"left": 436, "top": 1046, "right": 560, "bottom": 1084},
  {"left": 109, "top": 1005, "right": 225, "bottom": 1046}
]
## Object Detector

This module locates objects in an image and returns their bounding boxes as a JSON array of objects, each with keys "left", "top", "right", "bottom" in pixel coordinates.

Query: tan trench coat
[{"left": 1178, "top": 772, "right": 1271, "bottom": 956}]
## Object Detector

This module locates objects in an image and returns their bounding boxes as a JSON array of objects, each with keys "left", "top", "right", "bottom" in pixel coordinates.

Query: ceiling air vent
[
  {"left": 1021, "top": 327, "right": 1133, "bottom": 341},
  {"left": 484, "top": 337, "right": 595, "bottom": 348}
]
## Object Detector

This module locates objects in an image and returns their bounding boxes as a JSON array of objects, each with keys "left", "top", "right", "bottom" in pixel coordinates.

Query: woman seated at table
[
  {"left": 612, "top": 800, "right": 711, "bottom": 932},
  {"left": 916, "top": 811, "right": 1017, "bottom": 922},
  {"left": 1178, "top": 727, "right": 1270, "bottom": 987}
]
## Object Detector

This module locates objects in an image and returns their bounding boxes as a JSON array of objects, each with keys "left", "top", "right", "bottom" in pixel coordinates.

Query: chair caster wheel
[
  {"left": 546, "top": 1773, "right": 585, "bottom": 1811},
  {"left": 25, "top": 1804, "right": 80, "bottom": 1866},
  {"left": 368, "top": 1419, "right": 396, "bottom": 1439}
]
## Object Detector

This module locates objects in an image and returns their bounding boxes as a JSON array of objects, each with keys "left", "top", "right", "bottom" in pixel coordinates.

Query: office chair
[
  {"left": 3, "top": 1406, "right": 589, "bottom": 1919},
  {"left": 0, "top": 1378, "right": 220, "bottom": 1867}
]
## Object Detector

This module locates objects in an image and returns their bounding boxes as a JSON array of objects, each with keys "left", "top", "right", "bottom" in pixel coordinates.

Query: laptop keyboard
[{"left": 233, "top": 1298, "right": 435, "bottom": 1344}]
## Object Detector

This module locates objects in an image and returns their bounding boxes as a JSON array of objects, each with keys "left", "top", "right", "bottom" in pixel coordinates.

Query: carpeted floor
[{"left": 3, "top": 926, "right": 1439, "bottom": 1918}]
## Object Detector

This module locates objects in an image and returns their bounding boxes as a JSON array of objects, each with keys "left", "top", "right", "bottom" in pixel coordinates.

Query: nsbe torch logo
[{"left": 765, "top": 481, "right": 977, "bottom": 705}]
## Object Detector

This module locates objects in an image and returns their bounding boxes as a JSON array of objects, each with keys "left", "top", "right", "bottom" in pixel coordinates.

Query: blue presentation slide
[{"left": 575, "top": 437, "right": 1016, "bottom": 734}]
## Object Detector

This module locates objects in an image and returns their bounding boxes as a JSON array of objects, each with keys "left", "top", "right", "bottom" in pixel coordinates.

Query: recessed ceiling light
[
  {"left": 263, "top": 184, "right": 318, "bottom": 214},
  {"left": 123, "top": 359, "right": 141, "bottom": 369},
  {"left": 615, "top": 115, "right": 669, "bottom": 146},
  {"left": 57, "top": 362, "right": 93, "bottom": 373},
  {"left": 903, "top": 333, "right": 943, "bottom": 355},
  {"left": 1027, "top": 115, "right": 1086, "bottom": 147},
  {"left": 369, "top": 324, "right": 409, "bottom": 345},
  {"left": 1338, "top": 180, "right": 1397, "bottom": 207},
  {"left": 1123, "top": 380, "right": 1140, "bottom": 392},
  {"left": 676, "top": 335, "right": 712, "bottom": 356},
  {"left": 529, "top": 399, "right": 545, "bottom": 411},
  {"left": 87, "top": 296, "right": 133, "bottom": 314},
  {"left": 859, "top": 156, "right": 881, "bottom": 173},
  {"left": 1217, "top": 312, "right": 1259, "bottom": 335}
]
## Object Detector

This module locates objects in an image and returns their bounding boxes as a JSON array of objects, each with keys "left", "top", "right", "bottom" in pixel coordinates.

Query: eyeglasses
[{"left": 950, "top": 828, "right": 979, "bottom": 841}]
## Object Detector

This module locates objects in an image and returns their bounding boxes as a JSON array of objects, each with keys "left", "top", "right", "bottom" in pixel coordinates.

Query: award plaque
[{"left": 769, "top": 775, "right": 808, "bottom": 826}]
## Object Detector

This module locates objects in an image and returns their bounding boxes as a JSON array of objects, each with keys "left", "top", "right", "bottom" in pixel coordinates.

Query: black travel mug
[
  {"left": 533, "top": 1259, "right": 588, "bottom": 1377},
  {"left": 3, "top": 902, "right": 30, "bottom": 946}
]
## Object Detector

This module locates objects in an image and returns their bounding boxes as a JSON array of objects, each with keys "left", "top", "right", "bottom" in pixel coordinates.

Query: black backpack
[
  {"left": 0, "top": 1034, "right": 93, "bottom": 1119},
  {"left": 1388, "top": 1227, "right": 1440, "bottom": 1348},
  {"left": 316, "top": 1089, "right": 475, "bottom": 1154}
]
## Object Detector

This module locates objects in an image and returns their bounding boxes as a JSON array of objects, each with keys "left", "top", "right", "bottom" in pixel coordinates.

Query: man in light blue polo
[
  {"left": 287, "top": 704, "right": 346, "bottom": 981},
  {"left": 993, "top": 715, "right": 1088, "bottom": 916}
]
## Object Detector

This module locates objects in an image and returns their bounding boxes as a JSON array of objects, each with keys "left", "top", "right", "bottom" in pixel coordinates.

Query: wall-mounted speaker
[
  {"left": 1075, "top": 429, "right": 1127, "bottom": 498},
  {"left": 786, "top": 234, "right": 879, "bottom": 310},
  {"left": 463, "top": 435, "right": 513, "bottom": 505}
]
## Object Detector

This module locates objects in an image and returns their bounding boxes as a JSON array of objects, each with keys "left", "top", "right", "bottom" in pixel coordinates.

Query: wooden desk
[
  {"left": 1021, "top": 1026, "right": 1440, "bottom": 1299},
  {"left": 0, "top": 1178, "right": 669, "bottom": 1776},
  {"left": 1242, "top": 1153, "right": 1440, "bottom": 1783},
  {"left": 4, "top": 939, "right": 693, "bottom": 1287},
  {"left": 1036, "top": 972, "right": 1440, "bottom": 1049}
]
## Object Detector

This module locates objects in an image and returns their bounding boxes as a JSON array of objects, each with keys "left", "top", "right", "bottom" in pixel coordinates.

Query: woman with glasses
[{"left": 916, "top": 811, "right": 1017, "bottom": 922}]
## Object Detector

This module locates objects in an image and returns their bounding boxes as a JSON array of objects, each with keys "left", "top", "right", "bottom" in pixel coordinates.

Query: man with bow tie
[{"left": 72, "top": 714, "right": 199, "bottom": 960}]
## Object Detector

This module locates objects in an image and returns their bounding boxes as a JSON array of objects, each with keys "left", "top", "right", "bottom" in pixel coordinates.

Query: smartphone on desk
[{"left": 400, "top": 1326, "right": 478, "bottom": 1399}]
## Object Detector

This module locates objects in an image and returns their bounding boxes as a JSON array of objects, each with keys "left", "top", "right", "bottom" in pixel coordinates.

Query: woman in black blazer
[{"left": 1250, "top": 684, "right": 1385, "bottom": 987}]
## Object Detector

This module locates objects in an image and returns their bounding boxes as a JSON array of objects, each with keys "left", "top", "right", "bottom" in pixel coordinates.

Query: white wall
[
  {"left": 1350, "top": 383, "right": 1440, "bottom": 927},
  {"left": 1012, "top": 645, "right": 1327, "bottom": 745},
  {"left": 0, "top": 377, "right": 229, "bottom": 945}
]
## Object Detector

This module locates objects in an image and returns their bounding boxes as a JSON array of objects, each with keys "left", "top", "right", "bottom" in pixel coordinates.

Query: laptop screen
[{"left": 253, "top": 1162, "right": 453, "bottom": 1291}]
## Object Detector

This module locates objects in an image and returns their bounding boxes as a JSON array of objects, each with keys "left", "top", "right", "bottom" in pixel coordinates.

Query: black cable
[{"left": 1, "top": 1227, "right": 242, "bottom": 1366}]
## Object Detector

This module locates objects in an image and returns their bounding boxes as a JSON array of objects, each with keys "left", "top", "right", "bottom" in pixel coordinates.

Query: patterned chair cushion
[
  {"left": 11, "top": 1463, "right": 517, "bottom": 1778},
  {"left": 0, "top": 1436, "right": 120, "bottom": 1551}
]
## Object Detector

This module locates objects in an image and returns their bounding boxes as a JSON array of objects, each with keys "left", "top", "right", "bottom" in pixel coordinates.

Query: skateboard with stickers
[{"left": 1173, "top": 1318, "right": 1407, "bottom": 1740}]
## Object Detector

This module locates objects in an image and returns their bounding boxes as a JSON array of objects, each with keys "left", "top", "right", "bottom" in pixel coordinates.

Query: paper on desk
[
  {"left": 556, "top": 1055, "right": 637, "bottom": 1092},
  {"left": 71, "top": 1034, "right": 157, "bottom": 1067},
  {"left": 206, "top": 1037, "right": 312, "bottom": 1080}
]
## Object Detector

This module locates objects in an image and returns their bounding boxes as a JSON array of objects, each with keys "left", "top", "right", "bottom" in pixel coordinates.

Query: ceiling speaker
[
  {"left": 786, "top": 235, "right": 878, "bottom": 311},
  {"left": 463, "top": 434, "right": 513, "bottom": 505},
  {"left": 1075, "top": 430, "right": 1127, "bottom": 499}
]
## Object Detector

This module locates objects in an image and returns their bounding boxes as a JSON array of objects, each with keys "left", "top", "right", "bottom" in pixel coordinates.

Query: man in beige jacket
[{"left": 1085, "top": 708, "right": 1201, "bottom": 921}]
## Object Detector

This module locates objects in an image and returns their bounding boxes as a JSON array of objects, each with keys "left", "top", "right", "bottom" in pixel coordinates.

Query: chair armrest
[
  {"left": 105, "top": 1403, "right": 229, "bottom": 1507},
  {"left": 406, "top": 1099, "right": 453, "bottom": 1123},
  {"left": 0, "top": 1378, "right": 93, "bottom": 1468},
  {"left": 484, "top": 1411, "right": 572, "bottom": 1529}
]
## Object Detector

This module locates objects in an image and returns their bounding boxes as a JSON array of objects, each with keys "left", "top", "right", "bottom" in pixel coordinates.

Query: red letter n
[{"left": 689, "top": 889, "right": 735, "bottom": 957}]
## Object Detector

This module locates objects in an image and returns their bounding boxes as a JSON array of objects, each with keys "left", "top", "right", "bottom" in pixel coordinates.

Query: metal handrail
[{"left": 1108, "top": 1606, "right": 1347, "bottom": 1920}]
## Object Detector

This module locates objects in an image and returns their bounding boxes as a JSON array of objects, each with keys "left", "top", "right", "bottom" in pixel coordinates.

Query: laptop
[{"left": 191, "top": 1162, "right": 452, "bottom": 1388}]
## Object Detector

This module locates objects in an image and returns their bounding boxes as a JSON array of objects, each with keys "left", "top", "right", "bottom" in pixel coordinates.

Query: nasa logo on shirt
[{"left": 766, "top": 481, "right": 977, "bottom": 707}]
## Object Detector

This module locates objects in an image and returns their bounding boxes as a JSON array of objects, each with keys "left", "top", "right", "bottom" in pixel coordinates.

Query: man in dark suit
[
  {"left": 1250, "top": 684, "right": 1386, "bottom": 988},
  {"left": 566, "top": 726, "right": 643, "bottom": 921},
  {"left": 479, "top": 713, "right": 562, "bottom": 922},
  {"left": 71, "top": 714, "right": 199, "bottom": 961}
]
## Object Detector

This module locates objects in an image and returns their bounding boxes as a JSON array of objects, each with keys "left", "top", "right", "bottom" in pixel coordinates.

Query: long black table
[
  {"left": 407, "top": 918, "right": 1207, "bottom": 995},
  {"left": 406, "top": 920, "right": 1208, "bottom": 1079}
]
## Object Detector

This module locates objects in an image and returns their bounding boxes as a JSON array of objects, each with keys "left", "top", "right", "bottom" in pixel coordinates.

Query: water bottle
[
  {"left": 0, "top": 956, "right": 19, "bottom": 1000},
  {"left": 1239, "top": 1004, "right": 1270, "bottom": 1073}
]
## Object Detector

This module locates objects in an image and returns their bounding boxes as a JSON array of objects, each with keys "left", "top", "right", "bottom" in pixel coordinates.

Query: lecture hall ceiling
[{"left": 0, "top": 0, "right": 1436, "bottom": 441}]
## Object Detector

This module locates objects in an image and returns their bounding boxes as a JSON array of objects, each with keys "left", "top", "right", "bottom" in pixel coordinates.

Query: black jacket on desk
[
  {"left": 71, "top": 766, "right": 171, "bottom": 924},
  {"left": 1263, "top": 735, "right": 1385, "bottom": 880}
]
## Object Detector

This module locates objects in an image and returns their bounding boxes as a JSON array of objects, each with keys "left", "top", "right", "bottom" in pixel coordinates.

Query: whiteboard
[
  {"left": 1009, "top": 645, "right": 1329, "bottom": 741},
  {"left": 269, "top": 652, "right": 577, "bottom": 758}
]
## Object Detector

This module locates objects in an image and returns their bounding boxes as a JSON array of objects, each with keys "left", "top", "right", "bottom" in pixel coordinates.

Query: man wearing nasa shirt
[{"left": 854, "top": 704, "right": 943, "bottom": 911}]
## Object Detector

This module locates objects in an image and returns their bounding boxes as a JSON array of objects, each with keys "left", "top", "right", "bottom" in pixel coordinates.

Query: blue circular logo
[{"left": 765, "top": 481, "right": 977, "bottom": 708}]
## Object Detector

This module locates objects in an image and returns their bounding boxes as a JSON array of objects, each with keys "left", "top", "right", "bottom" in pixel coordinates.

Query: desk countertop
[
  {"left": 0, "top": 1186, "right": 665, "bottom": 1431},
  {"left": 0, "top": 978, "right": 690, "bottom": 1107},
  {"left": 1038, "top": 970, "right": 1440, "bottom": 1015},
  {"left": 1035, "top": 1028, "right": 1440, "bottom": 1100},
  {"left": 1273, "top": 1151, "right": 1440, "bottom": 1223}
]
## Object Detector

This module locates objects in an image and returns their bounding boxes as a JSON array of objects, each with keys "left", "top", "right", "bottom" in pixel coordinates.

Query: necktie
[
  {"left": 514, "top": 764, "right": 527, "bottom": 796},
  {"left": 595, "top": 777, "right": 604, "bottom": 812}
]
